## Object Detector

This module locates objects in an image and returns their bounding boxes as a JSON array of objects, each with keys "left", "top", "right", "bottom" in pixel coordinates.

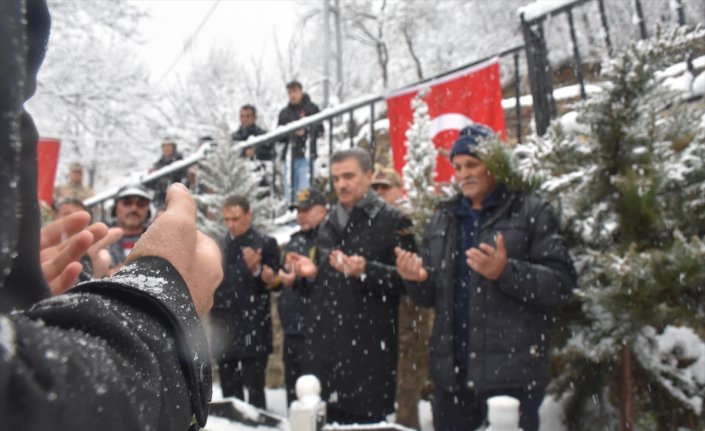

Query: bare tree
[{"left": 28, "top": 0, "right": 155, "bottom": 189}]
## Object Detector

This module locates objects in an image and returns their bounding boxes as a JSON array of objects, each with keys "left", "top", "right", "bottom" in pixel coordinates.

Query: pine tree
[
  {"left": 194, "top": 138, "right": 280, "bottom": 240},
  {"left": 480, "top": 26, "right": 705, "bottom": 430},
  {"left": 402, "top": 89, "right": 440, "bottom": 239}
]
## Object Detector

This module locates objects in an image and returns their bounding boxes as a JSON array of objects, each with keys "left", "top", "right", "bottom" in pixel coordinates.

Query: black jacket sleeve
[
  {"left": 0, "top": 256, "right": 212, "bottom": 431},
  {"left": 304, "top": 101, "right": 324, "bottom": 140},
  {"left": 494, "top": 199, "right": 576, "bottom": 306},
  {"left": 403, "top": 222, "right": 439, "bottom": 308},
  {"left": 262, "top": 235, "right": 281, "bottom": 273},
  {"left": 356, "top": 214, "right": 417, "bottom": 295}
]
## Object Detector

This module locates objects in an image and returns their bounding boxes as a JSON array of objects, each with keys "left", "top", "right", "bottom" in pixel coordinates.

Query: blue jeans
[{"left": 284, "top": 157, "right": 310, "bottom": 203}]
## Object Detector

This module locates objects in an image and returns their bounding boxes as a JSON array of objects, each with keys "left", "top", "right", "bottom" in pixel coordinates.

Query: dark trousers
[
  {"left": 433, "top": 384, "right": 545, "bottom": 431},
  {"left": 283, "top": 335, "right": 305, "bottom": 406},
  {"left": 218, "top": 356, "right": 268, "bottom": 409}
]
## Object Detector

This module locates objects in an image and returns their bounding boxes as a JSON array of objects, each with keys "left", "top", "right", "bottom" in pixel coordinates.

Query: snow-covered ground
[{"left": 207, "top": 383, "right": 566, "bottom": 431}]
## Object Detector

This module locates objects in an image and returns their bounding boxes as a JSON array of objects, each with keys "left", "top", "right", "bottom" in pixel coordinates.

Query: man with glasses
[{"left": 108, "top": 185, "right": 153, "bottom": 273}]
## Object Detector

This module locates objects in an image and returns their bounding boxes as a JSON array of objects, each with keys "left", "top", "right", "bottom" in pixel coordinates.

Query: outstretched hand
[
  {"left": 466, "top": 232, "right": 507, "bottom": 281},
  {"left": 40, "top": 211, "right": 110, "bottom": 295},
  {"left": 242, "top": 247, "right": 263, "bottom": 274},
  {"left": 126, "top": 183, "right": 223, "bottom": 317},
  {"left": 328, "top": 250, "right": 366, "bottom": 278},
  {"left": 394, "top": 247, "right": 428, "bottom": 282},
  {"left": 285, "top": 252, "right": 318, "bottom": 279},
  {"left": 87, "top": 227, "right": 123, "bottom": 278},
  {"left": 278, "top": 267, "right": 296, "bottom": 287}
]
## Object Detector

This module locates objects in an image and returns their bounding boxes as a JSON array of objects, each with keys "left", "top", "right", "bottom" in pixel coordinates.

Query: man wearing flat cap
[
  {"left": 277, "top": 188, "right": 327, "bottom": 405},
  {"left": 395, "top": 123, "right": 576, "bottom": 431}
]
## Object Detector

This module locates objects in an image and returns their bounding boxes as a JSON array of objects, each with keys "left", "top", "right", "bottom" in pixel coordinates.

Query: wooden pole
[{"left": 618, "top": 344, "right": 634, "bottom": 431}]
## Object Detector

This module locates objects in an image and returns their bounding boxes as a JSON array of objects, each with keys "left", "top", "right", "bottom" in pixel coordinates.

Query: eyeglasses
[{"left": 119, "top": 197, "right": 149, "bottom": 208}]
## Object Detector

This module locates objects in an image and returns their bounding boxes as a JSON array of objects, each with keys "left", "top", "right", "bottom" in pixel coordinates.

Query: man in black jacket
[
  {"left": 1, "top": 3, "right": 222, "bottom": 429},
  {"left": 149, "top": 139, "right": 186, "bottom": 206},
  {"left": 232, "top": 104, "right": 271, "bottom": 161},
  {"left": 277, "top": 81, "right": 323, "bottom": 202},
  {"left": 277, "top": 187, "right": 328, "bottom": 405},
  {"left": 210, "top": 195, "right": 280, "bottom": 409},
  {"left": 286, "top": 149, "right": 417, "bottom": 424},
  {"left": 395, "top": 124, "right": 576, "bottom": 431}
]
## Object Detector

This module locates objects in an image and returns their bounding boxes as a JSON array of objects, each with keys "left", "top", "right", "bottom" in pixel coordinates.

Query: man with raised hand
[
  {"left": 277, "top": 187, "right": 328, "bottom": 405},
  {"left": 286, "top": 148, "right": 417, "bottom": 424},
  {"left": 395, "top": 124, "right": 576, "bottom": 431},
  {"left": 2, "top": 183, "right": 222, "bottom": 430},
  {"left": 210, "top": 195, "right": 280, "bottom": 409},
  {"left": 1, "top": 2, "right": 221, "bottom": 428}
]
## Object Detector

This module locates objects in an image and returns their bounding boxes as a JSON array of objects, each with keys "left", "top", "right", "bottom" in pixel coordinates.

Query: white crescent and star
[{"left": 429, "top": 113, "right": 475, "bottom": 139}]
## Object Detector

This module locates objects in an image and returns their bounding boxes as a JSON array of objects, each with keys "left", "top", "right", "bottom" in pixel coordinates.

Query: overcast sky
[{"left": 131, "top": 0, "right": 299, "bottom": 84}]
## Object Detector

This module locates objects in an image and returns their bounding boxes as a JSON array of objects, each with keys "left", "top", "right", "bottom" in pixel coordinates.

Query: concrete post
[
  {"left": 486, "top": 395, "right": 521, "bottom": 431},
  {"left": 289, "top": 375, "right": 327, "bottom": 431}
]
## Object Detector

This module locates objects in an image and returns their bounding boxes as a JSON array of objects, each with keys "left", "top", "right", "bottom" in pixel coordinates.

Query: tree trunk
[{"left": 618, "top": 344, "right": 634, "bottom": 431}]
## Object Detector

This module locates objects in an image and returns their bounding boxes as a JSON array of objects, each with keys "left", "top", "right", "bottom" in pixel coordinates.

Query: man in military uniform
[{"left": 278, "top": 188, "right": 327, "bottom": 405}]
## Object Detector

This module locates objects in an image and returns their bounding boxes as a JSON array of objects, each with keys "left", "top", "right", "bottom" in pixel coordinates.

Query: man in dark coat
[
  {"left": 149, "top": 139, "right": 186, "bottom": 206},
  {"left": 210, "top": 195, "right": 280, "bottom": 409},
  {"left": 395, "top": 124, "right": 576, "bottom": 431},
  {"left": 233, "top": 105, "right": 272, "bottom": 192},
  {"left": 286, "top": 149, "right": 417, "bottom": 424},
  {"left": 1, "top": 4, "right": 221, "bottom": 429},
  {"left": 277, "top": 81, "right": 323, "bottom": 202},
  {"left": 277, "top": 187, "right": 328, "bottom": 405},
  {"left": 232, "top": 104, "right": 272, "bottom": 161}
]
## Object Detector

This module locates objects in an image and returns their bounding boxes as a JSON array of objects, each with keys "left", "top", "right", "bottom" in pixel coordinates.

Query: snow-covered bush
[
  {"left": 478, "top": 25, "right": 705, "bottom": 430},
  {"left": 401, "top": 89, "right": 440, "bottom": 239}
]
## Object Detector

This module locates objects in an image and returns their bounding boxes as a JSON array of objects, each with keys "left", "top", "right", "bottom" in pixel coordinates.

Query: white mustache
[{"left": 459, "top": 178, "right": 478, "bottom": 186}]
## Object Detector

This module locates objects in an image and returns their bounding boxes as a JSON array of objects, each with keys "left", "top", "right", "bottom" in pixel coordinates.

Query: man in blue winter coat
[
  {"left": 210, "top": 194, "right": 280, "bottom": 409},
  {"left": 395, "top": 124, "right": 576, "bottom": 431}
]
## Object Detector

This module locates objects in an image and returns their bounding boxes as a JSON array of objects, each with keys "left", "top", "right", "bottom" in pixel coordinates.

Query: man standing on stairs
[{"left": 277, "top": 80, "right": 323, "bottom": 203}]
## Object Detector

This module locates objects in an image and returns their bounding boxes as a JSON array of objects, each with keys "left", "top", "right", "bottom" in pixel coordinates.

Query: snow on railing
[
  {"left": 83, "top": 94, "right": 384, "bottom": 209},
  {"left": 517, "top": 0, "right": 588, "bottom": 22}
]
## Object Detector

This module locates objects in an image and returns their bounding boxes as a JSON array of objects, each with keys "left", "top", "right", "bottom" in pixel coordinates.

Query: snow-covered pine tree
[
  {"left": 402, "top": 88, "right": 440, "bottom": 239},
  {"left": 194, "top": 137, "right": 280, "bottom": 240},
  {"left": 478, "top": 25, "right": 705, "bottom": 431}
]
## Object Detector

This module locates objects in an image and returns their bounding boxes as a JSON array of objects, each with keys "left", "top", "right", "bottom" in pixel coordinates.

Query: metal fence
[
  {"left": 85, "top": 0, "right": 697, "bottom": 213},
  {"left": 520, "top": 0, "right": 693, "bottom": 135},
  {"left": 85, "top": 48, "right": 528, "bottom": 213}
]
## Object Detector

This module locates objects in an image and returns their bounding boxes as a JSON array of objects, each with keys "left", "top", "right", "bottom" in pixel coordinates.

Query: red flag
[
  {"left": 37, "top": 137, "right": 61, "bottom": 206},
  {"left": 386, "top": 58, "right": 506, "bottom": 183}
]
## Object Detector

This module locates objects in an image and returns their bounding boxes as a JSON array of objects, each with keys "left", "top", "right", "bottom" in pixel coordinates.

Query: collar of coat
[
  {"left": 439, "top": 183, "right": 515, "bottom": 227},
  {"left": 348, "top": 189, "right": 384, "bottom": 219},
  {"left": 329, "top": 190, "right": 384, "bottom": 233}
]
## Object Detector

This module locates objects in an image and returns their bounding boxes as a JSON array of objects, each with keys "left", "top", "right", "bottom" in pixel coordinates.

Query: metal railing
[
  {"left": 86, "top": 0, "right": 699, "bottom": 215},
  {"left": 519, "top": 0, "right": 694, "bottom": 135},
  {"left": 85, "top": 47, "right": 529, "bottom": 213}
]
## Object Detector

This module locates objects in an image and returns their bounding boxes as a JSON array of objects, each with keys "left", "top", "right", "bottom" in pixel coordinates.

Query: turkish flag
[
  {"left": 386, "top": 58, "right": 506, "bottom": 182},
  {"left": 37, "top": 137, "right": 61, "bottom": 206}
]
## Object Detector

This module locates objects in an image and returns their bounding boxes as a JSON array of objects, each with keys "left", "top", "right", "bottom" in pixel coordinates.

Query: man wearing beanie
[{"left": 395, "top": 123, "right": 576, "bottom": 431}]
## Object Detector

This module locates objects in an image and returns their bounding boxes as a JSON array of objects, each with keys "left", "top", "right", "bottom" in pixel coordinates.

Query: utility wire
[{"left": 157, "top": 0, "right": 221, "bottom": 82}]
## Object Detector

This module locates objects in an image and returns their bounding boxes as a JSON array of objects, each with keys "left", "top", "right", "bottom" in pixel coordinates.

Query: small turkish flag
[{"left": 386, "top": 58, "right": 506, "bottom": 183}]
